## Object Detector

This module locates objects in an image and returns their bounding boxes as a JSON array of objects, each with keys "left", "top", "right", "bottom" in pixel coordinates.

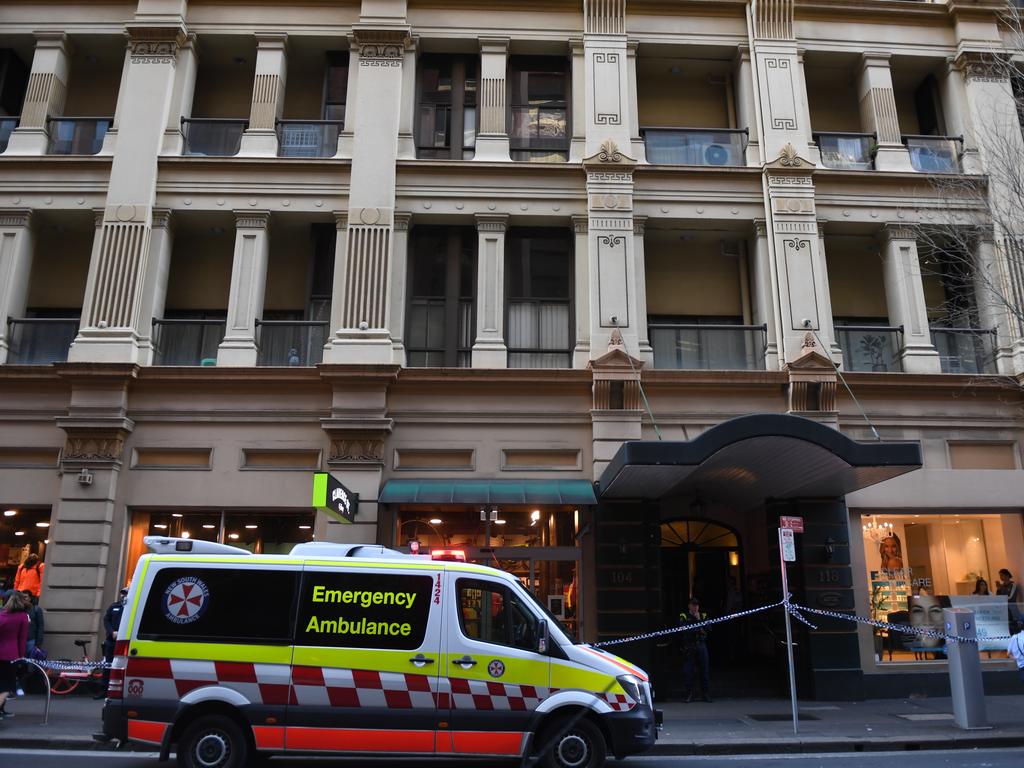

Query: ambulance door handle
[
  {"left": 453, "top": 656, "right": 477, "bottom": 668},
  {"left": 409, "top": 654, "right": 435, "bottom": 666}
]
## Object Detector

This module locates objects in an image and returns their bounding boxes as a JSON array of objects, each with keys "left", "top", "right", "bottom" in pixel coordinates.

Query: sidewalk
[{"left": 1, "top": 693, "right": 1024, "bottom": 755}]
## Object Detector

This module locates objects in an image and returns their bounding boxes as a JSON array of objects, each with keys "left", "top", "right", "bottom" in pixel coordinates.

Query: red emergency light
[{"left": 431, "top": 549, "right": 466, "bottom": 562}]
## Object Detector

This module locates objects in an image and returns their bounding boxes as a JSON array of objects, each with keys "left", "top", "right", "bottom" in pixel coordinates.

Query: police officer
[
  {"left": 679, "top": 596, "right": 712, "bottom": 702},
  {"left": 96, "top": 586, "right": 128, "bottom": 698}
]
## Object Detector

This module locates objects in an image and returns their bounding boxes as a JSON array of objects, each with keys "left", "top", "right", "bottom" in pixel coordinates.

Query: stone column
[
  {"left": 162, "top": 34, "right": 198, "bottom": 155},
  {"left": 569, "top": 37, "right": 586, "bottom": 163},
  {"left": 633, "top": 216, "right": 652, "bottom": 363},
  {"left": 327, "top": 211, "right": 350, "bottom": 350},
  {"left": 751, "top": 219, "right": 780, "bottom": 369},
  {"left": 583, "top": 1, "right": 632, "bottom": 159},
  {"left": 626, "top": 40, "right": 644, "bottom": 163},
  {"left": 795, "top": 50, "right": 819, "bottom": 164},
  {"left": 389, "top": 212, "right": 411, "bottom": 364},
  {"left": 880, "top": 224, "right": 940, "bottom": 374},
  {"left": 6, "top": 32, "right": 71, "bottom": 155},
  {"left": 396, "top": 38, "right": 417, "bottom": 160},
  {"left": 323, "top": 26, "right": 412, "bottom": 364},
  {"left": 857, "top": 53, "right": 913, "bottom": 172},
  {"left": 735, "top": 45, "right": 761, "bottom": 165},
  {"left": 472, "top": 213, "right": 509, "bottom": 367},
  {"left": 0, "top": 210, "right": 35, "bottom": 364},
  {"left": 239, "top": 33, "right": 288, "bottom": 157},
  {"left": 816, "top": 221, "right": 842, "bottom": 361},
  {"left": 134, "top": 209, "right": 173, "bottom": 366},
  {"left": 940, "top": 56, "right": 982, "bottom": 174},
  {"left": 217, "top": 211, "right": 271, "bottom": 366},
  {"left": 973, "top": 227, "right": 1013, "bottom": 374},
  {"left": 475, "top": 37, "right": 510, "bottom": 162},
  {"left": 100, "top": 46, "right": 131, "bottom": 156},
  {"left": 68, "top": 23, "right": 187, "bottom": 363},
  {"left": 572, "top": 215, "right": 591, "bottom": 367},
  {"left": 337, "top": 40, "right": 360, "bottom": 159},
  {"left": 750, "top": 0, "right": 809, "bottom": 159}
]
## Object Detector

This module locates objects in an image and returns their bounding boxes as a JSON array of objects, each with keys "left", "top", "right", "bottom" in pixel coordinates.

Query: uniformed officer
[
  {"left": 96, "top": 586, "right": 128, "bottom": 698},
  {"left": 679, "top": 596, "right": 712, "bottom": 702}
]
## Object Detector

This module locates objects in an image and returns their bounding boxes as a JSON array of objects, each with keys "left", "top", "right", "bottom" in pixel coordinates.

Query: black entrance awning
[{"left": 599, "top": 414, "right": 921, "bottom": 505}]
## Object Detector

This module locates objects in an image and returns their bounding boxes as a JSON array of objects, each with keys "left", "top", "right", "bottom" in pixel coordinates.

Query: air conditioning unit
[{"left": 704, "top": 143, "right": 732, "bottom": 166}]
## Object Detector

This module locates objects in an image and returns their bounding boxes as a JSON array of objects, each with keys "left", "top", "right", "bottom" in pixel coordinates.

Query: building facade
[{"left": 1, "top": 0, "right": 1023, "bottom": 699}]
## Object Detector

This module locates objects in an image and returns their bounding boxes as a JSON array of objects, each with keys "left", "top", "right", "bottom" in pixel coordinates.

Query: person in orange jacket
[{"left": 13, "top": 554, "right": 44, "bottom": 600}]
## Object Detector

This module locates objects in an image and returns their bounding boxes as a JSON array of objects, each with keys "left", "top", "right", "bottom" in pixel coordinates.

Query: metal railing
[
  {"left": 4, "top": 317, "right": 79, "bottom": 364},
  {"left": 276, "top": 119, "right": 342, "bottom": 158},
  {"left": 641, "top": 127, "right": 748, "bottom": 166},
  {"left": 814, "top": 132, "right": 875, "bottom": 170},
  {"left": 649, "top": 322, "right": 767, "bottom": 370},
  {"left": 47, "top": 117, "right": 111, "bottom": 155},
  {"left": 152, "top": 318, "right": 225, "bottom": 366},
  {"left": 930, "top": 326, "right": 998, "bottom": 374},
  {"left": 255, "top": 319, "right": 329, "bottom": 366},
  {"left": 834, "top": 324, "right": 903, "bottom": 372},
  {"left": 181, "top": 117, "right": 248, "bottom": 157},
  {"left": 903, "top": 135, "right": 963, "bottom": 174},
  {"left": 0, "top": 117, "right": 17, "bottom": 153}
]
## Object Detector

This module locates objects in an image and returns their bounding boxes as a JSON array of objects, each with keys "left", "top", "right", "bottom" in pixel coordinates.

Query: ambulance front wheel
[
  {"left": 177, "top": 714, "right": 250, "bottom": 768},
  {"left": 540, "top": 716, "right": 608, "bottom": 768}
]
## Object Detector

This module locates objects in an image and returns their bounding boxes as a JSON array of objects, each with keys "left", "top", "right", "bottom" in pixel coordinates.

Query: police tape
[
  {"left": 16, "top": 657, "right": 109, "bottom": 672},
  {"left": 591, "top": 595, "right": 1015, "bottom": 648}
]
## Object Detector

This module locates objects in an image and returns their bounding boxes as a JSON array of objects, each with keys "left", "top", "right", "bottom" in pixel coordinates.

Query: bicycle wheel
[{"left": 50, "top": 670, "right": 81, "bottom": 695}]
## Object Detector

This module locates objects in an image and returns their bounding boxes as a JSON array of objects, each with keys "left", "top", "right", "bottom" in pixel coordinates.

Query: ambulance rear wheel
[
  {"left": 541, "top": 716, "right": 607, "bottom": 768},
  {"left": 177, "top": 714, "right": 250, "bottom": 768}
]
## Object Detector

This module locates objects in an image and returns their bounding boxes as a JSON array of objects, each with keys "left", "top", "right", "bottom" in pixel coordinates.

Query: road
[{"left": 0, "top": 747, "right": 1021, "bottom": 768}]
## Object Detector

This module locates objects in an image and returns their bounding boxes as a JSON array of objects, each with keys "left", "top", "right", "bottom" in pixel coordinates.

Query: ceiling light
[
  {"left": 202, "top": 524, "right": 216, "bottom": 529},
  {"left": 299, "top": 525, "right": 312, "bottom": 530},
  {"left": 43, "top": 539, "right": 48, "bottom": 544},
  {"left": 153, "top": 524, "right": 168, "bottom": 530},
  {"left": 495, "top": 519, "right": 506, "bottom": 525},
  {"left": 181, "top": 531, "right": 191, "bottom": 539},
  {"left": 14, "top": 531, "right": 25, "bottom": 536},
  {"left": 172, "top": 513, "right": 183, "bottom": 518},
  {"left": 3, "top": 510, "right": 16, "bottom": 517},
  {"left": 429, "top": 518, "right": 443, "bottom": 525},
  {"left": 530, "top": 510, "right": 541, "bottom": 522},
  {"left": 35, "top": 522, "right": 49, "bottom": 528},
  {"left": 228, "top": 533, "right": 240, "bottom": 540},
  {"left": 245, "top": 524, "right": 258, "bottom": 529}
]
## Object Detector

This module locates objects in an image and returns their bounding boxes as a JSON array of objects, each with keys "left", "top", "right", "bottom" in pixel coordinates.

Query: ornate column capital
[
  {"left": 475, "top": 212, "right": 509, "bottom": 233},
  {"left": 126, "top": 23, "right": 188, "bottom": 63},
  {"left": 352, "top": 26, "right": 412, "bottom": 65},
  {"left": 393, "top": 212, "right": 412, "bottom": 231},
  {"left": 954, "top": 50, "right": 1009, "bottom": 82},
  {"left": 881, "top": 222, "right": 917, "bottom": 242},
  {"left": 334, "top": 211, "right": 349, "bottom": 230},
  {"left": 572, "top": 215, "right": 589, "bottom": 235},
  {"left": 151, "top": 207, "right": 172, "bottom": 230},
  {"left": 234, "top": 210, "right": 271, "bottom": 230},
  {"left": 633, "top": 215, "right": 647, "bottom": 236},
  {"left": 0, "top": 209, "right": 32, "bottom": 229},
  {"left": 753, "top": 218, "right": 769, "bottom": 239}
]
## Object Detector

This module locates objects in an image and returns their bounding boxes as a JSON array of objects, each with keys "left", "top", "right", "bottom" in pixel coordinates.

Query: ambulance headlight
[{"left": 616, "top": 674, "right": 647, "bottom": 706}]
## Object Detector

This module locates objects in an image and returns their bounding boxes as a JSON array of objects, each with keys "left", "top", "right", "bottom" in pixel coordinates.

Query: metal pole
[
  {"left": 779, "top": 528, "right": 799, "bottom": 735},
  {"left": 21, "top": 658, "right": 52, "bottom": 725}
]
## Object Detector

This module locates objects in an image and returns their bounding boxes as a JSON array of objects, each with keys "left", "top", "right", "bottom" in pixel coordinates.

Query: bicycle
[{"left": 45, "top": 639, "right": 107, "bottom": 695}]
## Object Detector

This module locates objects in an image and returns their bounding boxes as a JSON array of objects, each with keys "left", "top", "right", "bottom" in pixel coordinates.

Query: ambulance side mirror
[{"left": 538, "top": 620, "right": 549, "bottom": 654}]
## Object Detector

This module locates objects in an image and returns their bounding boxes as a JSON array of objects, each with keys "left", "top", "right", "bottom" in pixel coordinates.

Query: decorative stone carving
[
  {"left": 956, "top": 51, "right": 1009, "bottom": 83},
  {"left": 598, "top": 139, "right": 622, "bottom": 163},
  {"left": 127, "top": 26, "right": 187, "bottom": 64},
  {"left": 329, "top": 436, "right": 385, "bottom": 464},
  {"left": 754, "top": 0, "right": 794, "bottom": 41},
  {"left": 354, "top": 28, "right": 412, "bottom": 66},
  {"left": 235, "top": 211, "right": 271, "bottom": 230},
  {"left": 778, "top": 143, "right": 804, "bottom": 167},
  {"left": 0, "top": 210, "right": 32, "bottom": 228},
  {"left": 63, "top": 434, "right": 126, "bottom": 463}
]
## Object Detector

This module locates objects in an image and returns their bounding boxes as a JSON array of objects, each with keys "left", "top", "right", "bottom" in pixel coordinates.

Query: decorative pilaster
[
  {"left": 239, "top": 34, "right": 288, "bottom": 157},
  {"left": 858, "top": 53, "right": 913, "bottom": 172},
  {"left": 338, "top": 38, "right": 360, "bottom": 158},
  {"left": 735, "top": 46, "right": 761, "bottom": 165},
  {"left": 472, "top": 213, "right": 509, "bottom": 367},
  {"left": 327, "top": 211, "right": 350, "bottom": 351},
  {"left": 6, "top": 33, "right": 70, "bottom": 155},
  {"left": 583, "top": 1, "right": 632, "bottom": 157},
  {"left": 569, "top": 37, "right": 587, "bottom": 162},
  {"left": 626, "top": 40, "right": 644, "bottom": 162},
  {"left": 389, "top": 212, "right": 411, "bottom": 363},
  {"left": 475, "top": 37, "right": 510, "bottom": 162},
  {"left": 134, "top": 208, "right": 173, "bottom": 366},
  {"left": 572, "top": 215, "right": 591, "bottom": 367},
  {"left": 161, "top": 33, "right": 198, "bottom": 155},
  {"left": 396, "top": 37, "right": 418, "bottom": 160},
  {"left": 972, "top": 226, "right": 1014, "bottom": 374},
  {"left": 633, "top": 216, "right": 652, "bottom": 362},
  {"left": 751, "top": 219, "right": 780, "bottom": 369},
  {"left": 879, "top": 224, "right": 940, "bottom": 374},
  {"left": 217, "top": 211, "right": 271, "bottom": 366},
  {"left": 750, "top": 0, "right": 809, "bottom": 159},
  {"left": 0, "top": 210, "right": 35, "bottom": 365}
]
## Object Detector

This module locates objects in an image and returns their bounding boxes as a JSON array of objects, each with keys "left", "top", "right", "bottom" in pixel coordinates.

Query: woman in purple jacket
[{"left": 0, "top": 591, "right": 30, "bottom": 720}]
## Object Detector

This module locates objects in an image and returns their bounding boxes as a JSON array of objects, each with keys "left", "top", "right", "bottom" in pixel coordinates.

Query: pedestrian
[
  {"left": 22, "top": 590, "right": 44, "bottom": 657},
  {"left": 1009, "top": 624, "right": 1024, "bottom": 683},
  {"left": 97, "top": 586, "right": 128, "bottom": 698},
  {"left": 13, "top": 554, "right": 44, "bottom": 601},
  {"left": 997, "top": 569, "right": 1022, "bottom": 632},
  {"left": 972, "top": 578, "right": 991, "bottom": 596},
  {"left": 0, "top": 591, "right": 30, "bottom": 720},
  {"left": 678, "top": 596, "right": 712, "bottom": 702}
]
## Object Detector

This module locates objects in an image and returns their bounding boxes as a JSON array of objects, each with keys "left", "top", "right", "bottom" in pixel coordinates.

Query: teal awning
[{"left": 379, "top": 479, "right": 597, "bottom": 506}]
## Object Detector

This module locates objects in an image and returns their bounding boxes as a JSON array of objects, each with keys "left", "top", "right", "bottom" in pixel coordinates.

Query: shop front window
[
  {"left": 0, "top": 507, "right": 51, "bottom": 593},
  {"left": 861, "top": 512, "right": 1024, "bottom": 663}
]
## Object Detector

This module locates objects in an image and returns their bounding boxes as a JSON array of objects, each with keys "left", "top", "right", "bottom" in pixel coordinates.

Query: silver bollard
[{"left": 943, "top": 608, "right": 988, "bottom": 730}]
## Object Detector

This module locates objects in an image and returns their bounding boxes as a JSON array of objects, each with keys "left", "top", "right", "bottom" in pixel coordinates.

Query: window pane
[
  {"left": 463, "top": 105, "right": 477, "bottom": 148},
  {"left": 459, "top": 580, "right": 507, "bottom": 645},
  {"left": 509, "top": 595, "right": 539, "bottom": 651}
]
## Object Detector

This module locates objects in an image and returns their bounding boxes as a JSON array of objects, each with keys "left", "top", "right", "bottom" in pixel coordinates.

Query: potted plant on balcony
[{"left": 859, "top": 334, "right": 887, "bottom": 372}]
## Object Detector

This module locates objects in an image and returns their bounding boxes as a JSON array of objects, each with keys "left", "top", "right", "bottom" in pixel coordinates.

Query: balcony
[
  {"left": 904, "top": 135, "right": 963, "bottom": 174},
  {"left": 5, "top": 317, "right": 79, "bottom": 364},
  {"left": 815, "top": 133, "right": 875, "bottom": 170},
  {"left": 277, "top": 120, "right": 342, "bottom": 158},
  {"left": 0, "top": 117, "right": 16, "bottom": 153},
  {"left": 642, "top": 128, "right": 747, "bottom": 167},
  {"left": 835, "top": 324, "right": 903, "bottom": 372},
  {"left": 47, "top": 118, "right": 111, "bottom": 155},
  {"left": 182, "top": 118, "right": 248, "bottom": 157},
  {"left": 930, "top": 326, "right": 997, "bottom": 374},
  {"left": 255, "top": 319, "right": 329, "bottom": 366},
  {"left": 152, "top": 318, "right": 225, "bottom": 366},
  {"left": 649, "top": 322, "right": 767, "bottom": 370}
]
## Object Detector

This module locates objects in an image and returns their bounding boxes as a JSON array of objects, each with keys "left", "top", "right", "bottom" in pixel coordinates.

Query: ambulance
[{"left": 98, "top": 537, "right": 659, "bottom": 768}]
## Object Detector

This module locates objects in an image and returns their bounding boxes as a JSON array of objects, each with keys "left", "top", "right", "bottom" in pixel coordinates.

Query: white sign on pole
[{"left": 780, "top": 527, "right": 796, "bottom": 562}]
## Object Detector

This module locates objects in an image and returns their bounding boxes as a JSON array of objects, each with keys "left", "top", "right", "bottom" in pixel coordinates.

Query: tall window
[
  {"left": 407, "top": 226, "right": 476, "bottom": 367},
  {"left": 417, "top": 54, "right": 478, "bottom": 159},
  {"left": 323, "top": 52, "right": 349, "bottom": 123},
  {"left": 509, "top": 56, "right": 569, "bottom": 163},
  {"left": 506, "top": 229, "right": 573, "bottom": 368}
]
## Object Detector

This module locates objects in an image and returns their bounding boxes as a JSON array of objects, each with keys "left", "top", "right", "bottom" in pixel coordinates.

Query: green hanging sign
[{"left": 312, "top": 473, "right": 359, "bottom": 524}]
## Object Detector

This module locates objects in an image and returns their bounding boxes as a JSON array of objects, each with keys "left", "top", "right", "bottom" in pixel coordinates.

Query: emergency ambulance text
[{"left": 310, "top": 585, "right": 418, "bottom": 609}]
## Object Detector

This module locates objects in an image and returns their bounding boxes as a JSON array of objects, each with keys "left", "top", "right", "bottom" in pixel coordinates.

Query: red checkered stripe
[{"left": 124, "top": 658, "right": 637, "bottom": 712}]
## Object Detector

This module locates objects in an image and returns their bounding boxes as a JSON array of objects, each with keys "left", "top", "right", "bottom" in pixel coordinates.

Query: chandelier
[{"left": 862, "top": 517, "right": 894, "bottom": 542}]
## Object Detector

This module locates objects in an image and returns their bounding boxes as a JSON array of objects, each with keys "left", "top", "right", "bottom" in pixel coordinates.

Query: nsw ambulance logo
[{"left": 163, "top": 576, "right": 210, "bottom": 624}]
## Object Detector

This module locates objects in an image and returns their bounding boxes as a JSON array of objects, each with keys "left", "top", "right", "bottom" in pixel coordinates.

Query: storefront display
[
  {"left": 862, "top": 512, "right": 1024, "bottom": 662},
  {"left": 0, "top": 507, "right": 51, "bottom": 593}
]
